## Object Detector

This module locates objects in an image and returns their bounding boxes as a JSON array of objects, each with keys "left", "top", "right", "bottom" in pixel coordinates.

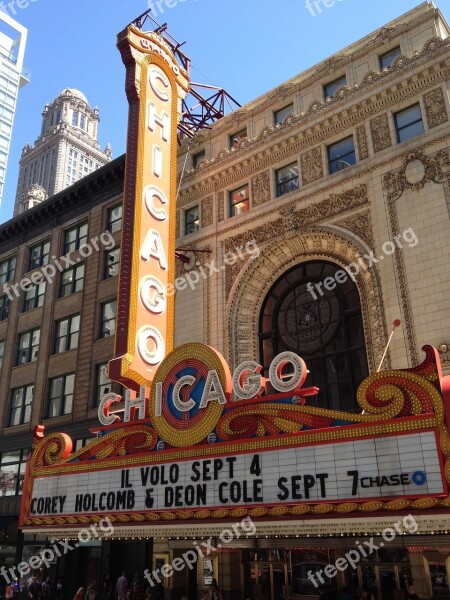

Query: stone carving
[
  {"left": 370, "top": 114, "right": 392, "bottom": 153},
  {"left": 424, "top": 87, "right": 448, "bottom": 129},
  {"left": 336, "top": 212, "right": 374, "bottom": 249},
  {"left": 217, "top": 191, "right": 225, "bottom": 222},
  {"left": 225, "top": 184, "right": 368, "bottom": 255},
  {"left": 252, "top": 171, "right": 271, "bottom": 207},
  {"left": 225, "top": 228, "right": 385, "bottom": 375},
  {"left": 356, "top": 125, "right": 369, "bottom": 160},
  {"left": 383, "top": 149, "right": 450, "bottom": 202},
  {"left": 201, "top": 195, "right": 213, "bottom": 228},
  {"left": 181, "top": 37, "right": 450, "bottom": 183},
  {"left": 301, "top": 147, "right": 323, "bottom": 185}
]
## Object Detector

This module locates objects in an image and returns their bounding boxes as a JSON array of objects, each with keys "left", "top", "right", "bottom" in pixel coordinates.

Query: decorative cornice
[{"left": 180, "top": 37, "right": 449, "bottom": 189}]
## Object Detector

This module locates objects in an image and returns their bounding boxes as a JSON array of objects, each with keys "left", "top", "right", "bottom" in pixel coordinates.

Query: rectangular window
[
  {"left": 185, "top": 206, "right": 200, "bottom": 235},
  {"left": 22, "top": 281, "right": 46, "bottom": 312},
  {"left": 107, "top": 205, "right": 122, "bottom": 233},
  {"left": 229, "top": 128, "right": 247, "bottom": 149},
  {"left": 63, "top": 222, "right": 88, "bottom": 254},
  {"left": 54, "top": 314, "right": 80, "bottom": 354},
  {"left": 94, "top": 364, "right": 125, "bottom": 407},
  {"left": 0, "top": 339, "right": 4, "bottom": 370},
  {"left": 229, "top": 185, "right": 250, "bottom": 217},
  {"left": 0, "top": 255, "right": 16, "bottom": 284},
  {"left": 379, "top": 46, "right": 401, "bottom": 70},
  {"left": 276, "top": 163, "right": 299, "bottom": 197},
  {"left": 9, "top": 385, "right": 33, "bottom": 426},
  {"left": 48, "top": 374, "right": 75, "bottom": 418},
  {"left": 104, "top": 247, "right": 120, "bottom": 279},
  {"left": 80, "top": 114, "right": 85, "bottom": 129},
  {"left": 16, "top": 328, "right": 40, "bottom": 365},
  {"left": 328, "top": 136, "right": 356, "bottom": 174},
  {"left": 0, "top": 449, "right": 28, "bottom": 495},
  {"left": 100, "top": 300, "right": 117, "bottom": 338},
  {"left": 324, "top": 75, "right": 347, "bottom": 99},
  {"left": 394, "top": 104, "right": 424, "bottom": 143},
  {"left": 28, "top": 240, "right": 50, "bottom": 270},
  {"left": 0, "top": 294, "right": 10, "bottom": 321},
  {"left": 274, "top": 104, "right": 294, "bottom": 125},
  {"left": 59, "top": 264, "right": 85, "bottom": 298},
  {"left": 192, "top": 150, "right": 205, "bottom": 169},
  {"left": 72, "top": 111, "right": 79, "bottom": 127}
]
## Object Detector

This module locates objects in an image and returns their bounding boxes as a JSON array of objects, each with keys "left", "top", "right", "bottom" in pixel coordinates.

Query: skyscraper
[
  {"left": 13, "top": 88, "right": 112, "bottom": 215},
  {"left": 0, "top": 11, "right": 28, "bottom": 210}
]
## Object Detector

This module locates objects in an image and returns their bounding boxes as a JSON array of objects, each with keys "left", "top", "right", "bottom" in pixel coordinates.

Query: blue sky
[{"left": 1, "top": 0, "right": 449, "bottom": 222}]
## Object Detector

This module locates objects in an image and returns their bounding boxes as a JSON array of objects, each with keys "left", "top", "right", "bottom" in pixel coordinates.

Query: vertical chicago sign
[{"left": 109, "top": 26, "right": 189, "bottom": 390}]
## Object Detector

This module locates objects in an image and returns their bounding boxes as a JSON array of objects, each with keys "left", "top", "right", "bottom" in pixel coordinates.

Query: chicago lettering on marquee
[{"left": 109, "top": 27, "right": 189, "bottom": 390}]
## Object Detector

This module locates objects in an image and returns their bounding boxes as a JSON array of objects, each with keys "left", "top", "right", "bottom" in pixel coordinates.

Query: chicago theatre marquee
[{"left": 19, "top": 4, "right": 450, "bottom": 600}]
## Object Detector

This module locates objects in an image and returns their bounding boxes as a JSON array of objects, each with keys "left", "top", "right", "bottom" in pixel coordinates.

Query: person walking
[
  {"left": 208, "top": 580, "right": 222, "bottom": 600},
  {"left": 116, "top": 573, "right": 127, "bottom": 600},
  {"left": 85, "top": 584, "right": 96, "bottom": 600},
  {"left": 73, "top": 588, "right": 85, "bottom": 600}
]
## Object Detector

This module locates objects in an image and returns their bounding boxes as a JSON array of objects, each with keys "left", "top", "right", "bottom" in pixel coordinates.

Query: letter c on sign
[
  {"left": 143, "top": 185, "right": 168, "bottom": 221},
  {"left": 149, "top": 67, "right": 170, "bottom": 102},
  {"left": 137, "top": 326, "right": 166, "bottom": 366}
]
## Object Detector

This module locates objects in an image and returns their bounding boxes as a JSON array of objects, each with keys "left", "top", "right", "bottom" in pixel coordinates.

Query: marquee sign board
[
  {"left": 27, "top": 432, "right": 444, "bottom": 519},
  {"left": 20, "top": 345, "right": 450, "bottom": 529}
]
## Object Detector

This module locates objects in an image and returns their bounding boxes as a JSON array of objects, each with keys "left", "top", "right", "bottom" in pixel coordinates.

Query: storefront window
[{"left": 0, "top": 449, "right": 28, "bottom": 495}]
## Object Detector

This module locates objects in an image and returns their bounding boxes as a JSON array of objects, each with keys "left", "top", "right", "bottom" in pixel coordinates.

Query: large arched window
[{"left": 259, "top": 261, "right": 368, "bottom": 412}]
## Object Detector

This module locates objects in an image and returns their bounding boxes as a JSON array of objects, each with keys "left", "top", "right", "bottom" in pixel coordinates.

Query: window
[
  {"left": 107, "top": 205, "right": 122, "bottom": 233},
  {"left": 274, "top": 104, "right": 294, "bottom": 125},
  {"left": 59, "top": 264, "right": 85, "bottom": 297},
  {"left": 104, "top": 247, "right": 120, "bottom": 279},
  {"left": 328, "top": 136, "right": 356, "bottom": 174},
  {"left": 0, "top": 294, "right": 10, "bottom": 321},
  {"left": 0, "top": 255, "right": 16, "bottom": 284},
  {"left": 94, "top": 363, "right": 124, "bottom": 406},
  {"left": 16, "top": 328, "right": 40, "bottom": 365},
  {"left": 379, "top": 46, "right": 401, "bottom": 70},
  {"left": 394, "top": 104, "right": 424, "bottom": 143},
  {"left": 229, "top": 185, "right": 250, "bottom": 217},
  {"left": 8, "top": 385, "right": 33, "bottom": 426},
  {"left": 0, "top": 449, "right": 28, "bottom": 495},
  {"left": 100, "top": 300, "right": 117, "bottom": 338},
  {"left": 54, "top": 314, "right": 80, "bottom": 354},
  {"left": 47, "top": 374, "right": 75, "bottom": 418},
  {"left": 63, "top": 222, "right": 88, "bottom": 254},
  {"left": 80, "top": 114, "right": 85, "bottom": 130},
  {"left": 259, "top": 261, "right": 368, "bottom": 413},
  {"left": 192, "top": 150, "right": 205, "bottom": 169},
  {"left": 185, "top": 206, "right": 200, "bottom": 235},
  {"left": 276, "top": 163, "right": 299, "bottom": 197},
  {"left": 56, "top": 110, "right": 61, "bottom": 124},
  {"left": 229, "top": 128, "right": 247, "bottom": 149},
  {"left": 28, "top": 240, "right": 50, "bottom": 270},
  {"left": 323, "top": 75, "right": 347, "bottom": 99},
  {"left": 22, "top": 281, "right": 46, "bottom": 312},
  {"left": 72, "top": 110, "right": 79, "bottom": 127},
  {"left": 0, "top": 339, "right": 4, "bottom": 370}
]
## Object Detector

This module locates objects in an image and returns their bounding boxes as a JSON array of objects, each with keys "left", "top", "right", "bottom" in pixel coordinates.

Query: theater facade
[{"left": 15, "top": 2, "right": 450, "bottom": 600}]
